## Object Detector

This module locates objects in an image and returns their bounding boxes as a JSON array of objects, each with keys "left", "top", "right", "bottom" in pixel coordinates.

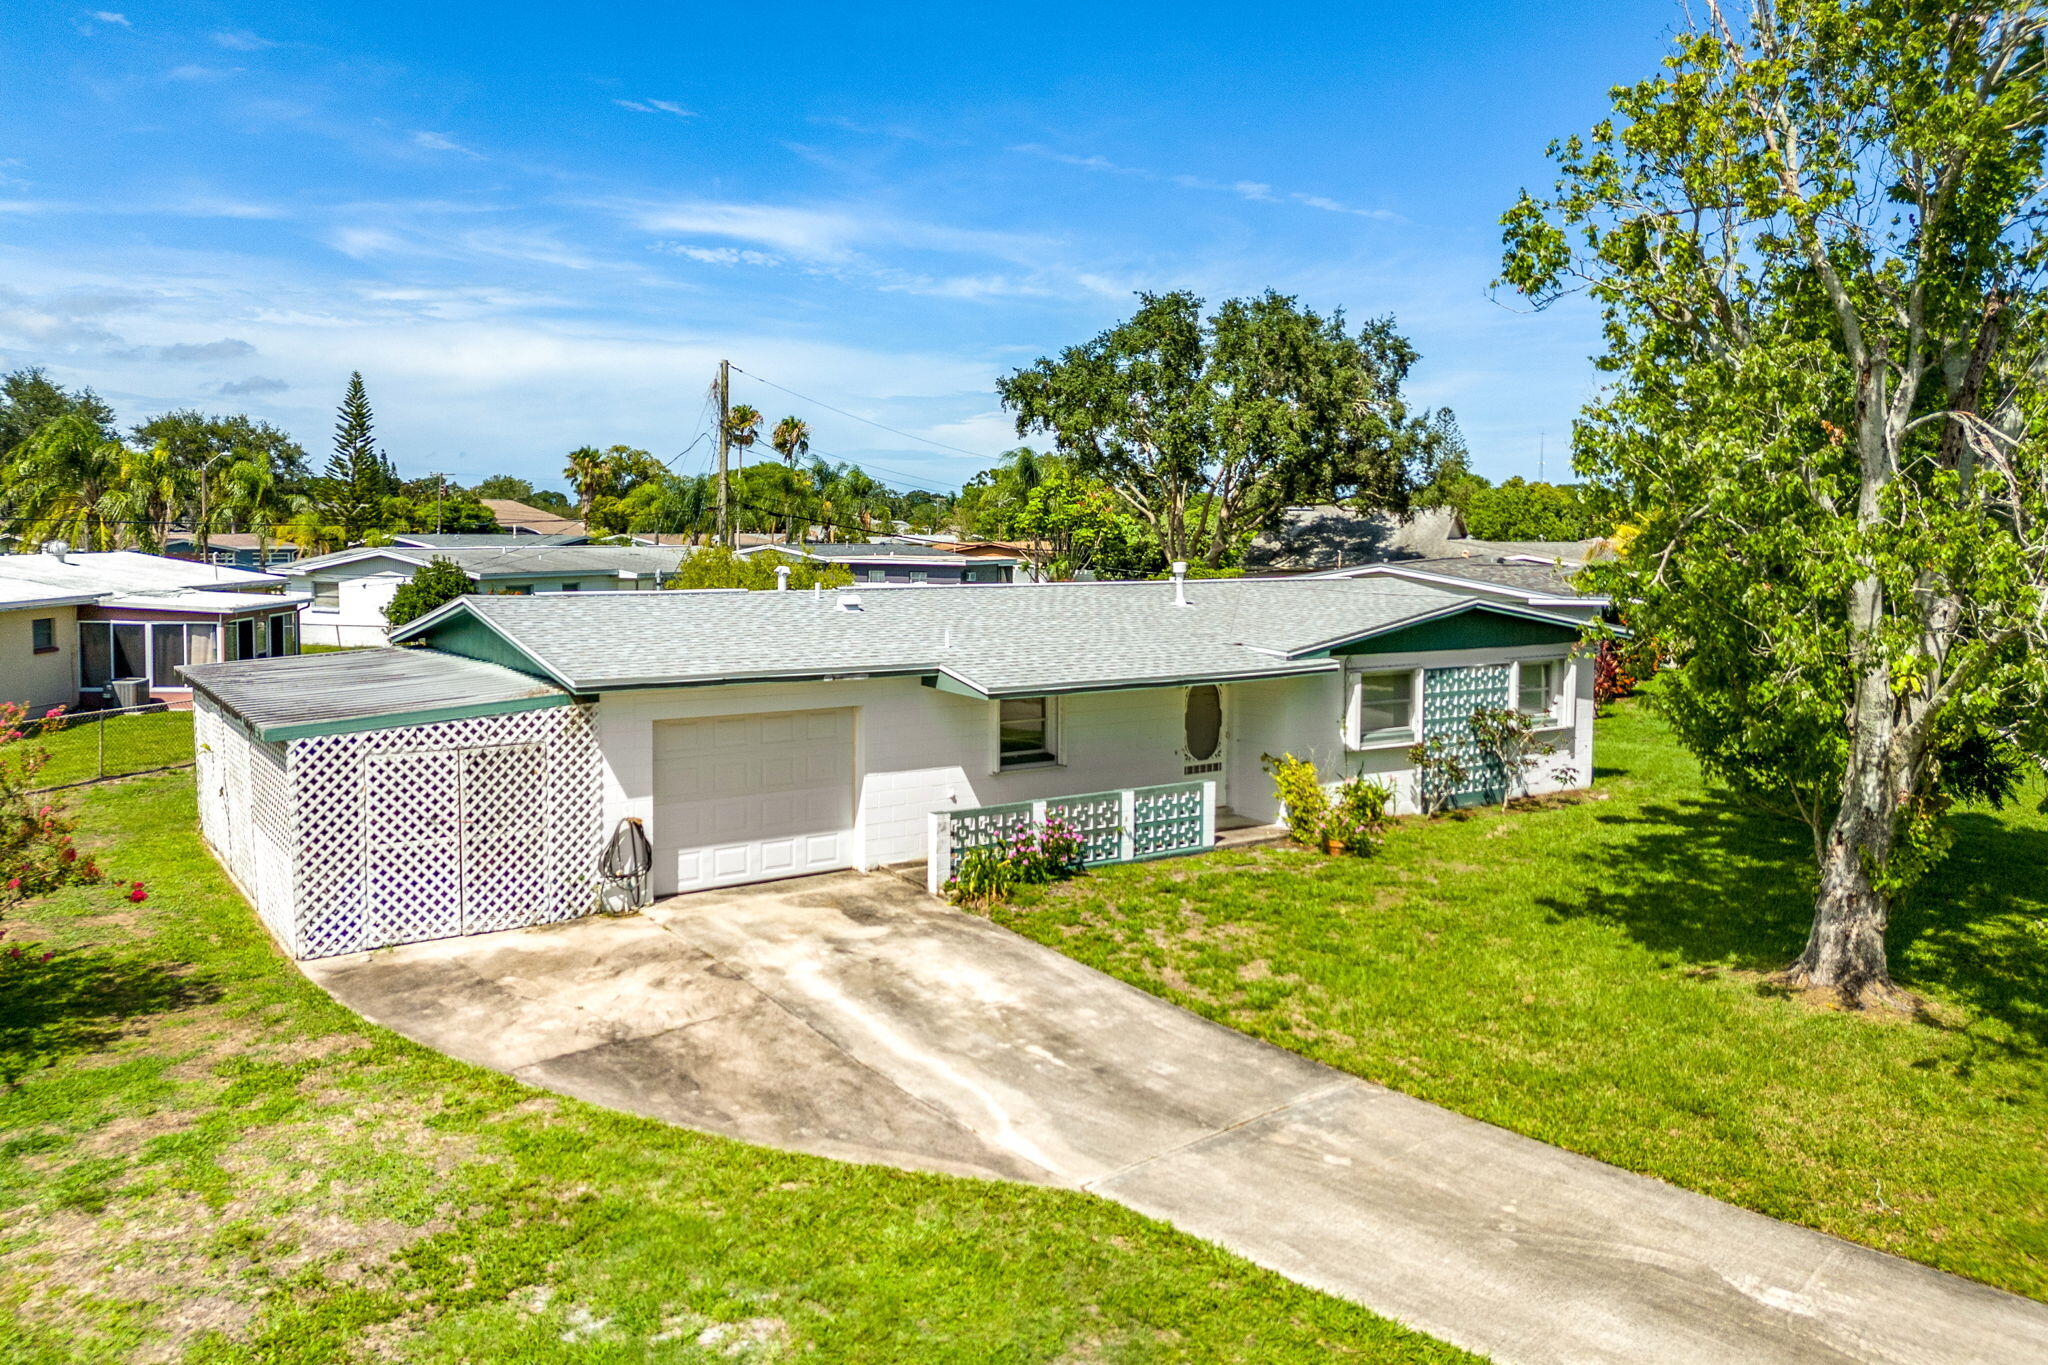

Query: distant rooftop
[
  {"left": 1246, "top": 504, "right": 1605, "bottom": 572},
  {"left": 0, "top": 549, "right": 286, "bottom": 597},
  {"left": 742, "top": 542, "right": 1023, "bottom": 565},
  {"left": 390, "top": 532, "right": 592, "bottom": 549},
  {"left": 287, "top": 544, "right": 686, "bottom": 579},
  {"left": 478, "top": 498, "right": 586, "bottom": 537}
]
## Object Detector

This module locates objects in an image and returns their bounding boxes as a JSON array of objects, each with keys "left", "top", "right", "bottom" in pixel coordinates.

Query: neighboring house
[
  {"left": 479, "top": 499, "right": 586, "bottom": 537},
  {"left": 389, "top": 532, "right": 592, "bottom": 549},
  {"left": 1, "top": 581, "right": 100, "bottom": 713},
  {"left": 1306, "top": 556, "right": 1611, "bottom": 622},
  {"left": 284, "top": 544, "right": 687, "bottom": 646},
  {"left": 1246, "top": 504, "right": 1606, "bottom": 572},
  {"left": 160, "top": 532, "right": 302, "bottom": 571},
  {"left": 738, "top": 541, "right": 1022, "bottom": 584},
  {"left": 0, "top": 546, "right": 301, "bottom": 707},
  {"left": 184, "top": 575, "right": 1595, "bottom": 959}
]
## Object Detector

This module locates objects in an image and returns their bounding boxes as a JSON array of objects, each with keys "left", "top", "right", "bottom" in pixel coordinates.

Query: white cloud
[
  {"left": 411, "top": 130, "right": 481, "bottom": 158},
  {"left": 167, "top": 64, "right": 241, "bottom": 82},
  {"left": 212, "top": 30, "right": 275, "bottom": 51},
  {"left": 91, "top": 11, "right": 130, "bottom": 26},
  {"left": 1014, "top": 143, "right": 1404, "bottom": 222},
  {"left": 614, "top": 98, "right": 695, "bottom": 118},
  {"left": 658, "top": 244, "right": 782, "bottom": 267}
]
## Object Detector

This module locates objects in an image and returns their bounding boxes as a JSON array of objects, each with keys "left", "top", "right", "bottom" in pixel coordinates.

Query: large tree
[
  {"left": 997, "top": 291, "right": 1452, "bottom": 566},
  {"left": 1500, "top": 1, "right": 2048, "bottom": 1007},
  {"left": 0, "top": 367, "right": 116, "bottom": 458},
  {"left": 316, "top": 372, "right": 396, "bottom": 544},
  {"left": 0, "top": 413, "right": 126, "bottom": 550}
]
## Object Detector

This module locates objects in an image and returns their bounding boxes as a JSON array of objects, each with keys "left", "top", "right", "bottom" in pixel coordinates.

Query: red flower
[
  {"left": 127, "top": 882, "right": 148, "bottom": 903},
  {"left": 5, "top": 878, "right": 17, "bottom": 891}
]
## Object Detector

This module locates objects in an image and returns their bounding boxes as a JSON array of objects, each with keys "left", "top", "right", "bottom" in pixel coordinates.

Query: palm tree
[
  {"left": 107, "top": 441, "right": 194, "bottom": 553},
  {"left": 769, "top": 417, "right": 811, "bottom": 540},
  {"left": 563, "top": 446, "right": 611, "bottom": 522},
  {"left": 2, "top": 413, "right": 128, "bottom": 550},
  {"left": 215, "top": 455, "right": 292, "bottom": 565},
  {"left": 725, "top": 404, "right": 763, "bottom": 474}
]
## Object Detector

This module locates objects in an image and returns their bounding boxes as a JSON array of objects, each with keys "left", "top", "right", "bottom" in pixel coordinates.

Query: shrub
[
  {"left": 945, "top": 816, "right": 1086, "bottom": 906},
  {"left": 1466, "top": 705, "right": 1559, "bottom": 809},
  {"left": 1593, "top": 638, "right": 1636, "bottom": 706},
  {"left": 1325, "top": 776, "right": 1395, "bottom": 853},
  {"left": 1262, "top": 753, "right": 1329, "bottom": 846},
  {"left": 1, "top": 702, "right": 104, "bottom": 902},
  {"left": 384, "top": 556, "right": 473, "bottom": 627},
  {"left": 1406, "top": 734, "right": 1471, "bottom": 816}
]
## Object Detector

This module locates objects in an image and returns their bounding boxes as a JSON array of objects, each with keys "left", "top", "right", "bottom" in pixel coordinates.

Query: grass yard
[
  {"left": 0, "top": 773, "right": 1469, "bottom": 1363},
  {"left": 991, "top": 698, "right": 2048, "bottom": 1301},
  {"left": 31, "top": 710, "right": 196, "bottom": 791}
]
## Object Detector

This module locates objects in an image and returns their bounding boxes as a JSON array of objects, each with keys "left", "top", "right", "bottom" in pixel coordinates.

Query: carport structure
[{"left": 184, "top": 648, "right": 602, "bottom": 959}]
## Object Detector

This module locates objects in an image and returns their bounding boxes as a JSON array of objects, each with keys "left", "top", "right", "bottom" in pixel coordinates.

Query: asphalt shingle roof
[
  {"left": 399, "top": 576, "right": 1567, "bottom": 696},
  {"left": 1349, "top": 557, "right": 1598, "bottom": 599},
  {"left": 182, "top": 647, "right": 567, "bottom": 737},
  {"left": 287, "top": 545, "right": 686, "bottom": 579}
]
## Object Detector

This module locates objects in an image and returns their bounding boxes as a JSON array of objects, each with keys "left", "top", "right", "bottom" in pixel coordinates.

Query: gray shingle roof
[
  {"left": 287, "top": 545, "right": 685, "bottom": 579},
  {"left": 395, "top": 577, "right": 1578, "bottom": 696},
  {"left": 1336, "top": 557, "right": 1600, "bottom": 599},
  {"left": 757, "top": 542, "right": 1023, "bottom": 564},
  {"left": 181, "top": 647, "right": 568, "bottom": 738},
  {"left": 390, "top": 532, "right": 592, "bottom": 548}
]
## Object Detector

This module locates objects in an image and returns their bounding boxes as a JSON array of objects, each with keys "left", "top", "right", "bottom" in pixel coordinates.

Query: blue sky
[{"left": 0, "top": 2, "right": 1683, "bottom": 499}]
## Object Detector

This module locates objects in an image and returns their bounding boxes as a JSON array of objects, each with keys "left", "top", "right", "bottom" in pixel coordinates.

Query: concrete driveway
[{"left": 306, "top": 871, "right": 2048, "bottom": 1365}]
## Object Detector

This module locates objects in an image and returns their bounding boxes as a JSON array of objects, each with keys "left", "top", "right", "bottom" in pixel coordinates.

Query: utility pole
[
  {"left": 714, "top": 359, "right": 731, "bottom": 548},
  {"left": 1538, "top": 432, "right": 1546, "bottom": 483},
  {"left": 429, "top": 471, "right": 449, "bottom": 533}
]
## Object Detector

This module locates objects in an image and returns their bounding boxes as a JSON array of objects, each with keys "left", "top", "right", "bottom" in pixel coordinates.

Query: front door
[
  {"left": 1182, "top": 683, "right": 1227, "bottom": 804},
  {"left": 1421, "top": 664, "right": 1512, "bottom": 807}
]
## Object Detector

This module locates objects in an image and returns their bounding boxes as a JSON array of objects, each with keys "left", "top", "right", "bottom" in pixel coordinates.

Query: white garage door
[{"left": 653, "top": 708, "right": 856, "bottom": 894}]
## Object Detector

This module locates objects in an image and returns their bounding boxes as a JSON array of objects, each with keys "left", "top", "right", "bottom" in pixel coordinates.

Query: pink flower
[
  {"left": 4, "top": 878, "right": 17, "bottom": 891},
  {"left": 128, "top": 882, "right": 148, "bottom": 903}
]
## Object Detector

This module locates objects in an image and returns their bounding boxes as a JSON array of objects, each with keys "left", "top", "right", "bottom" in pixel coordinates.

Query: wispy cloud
[
  {"left": 90, "top": 11, "right": 130, "bottom": 27},
  {"left": 155, "top": 338, "right": 256, "bottom": 362},
  {"left": 1012, "top": 143, "right": 1403, "bottom": 222},
  {"left": 167, "top": 64, "right": 241, "bottom": 82},
  {"left": 0, "top": 195, "right": 284, "bottom": 219},
  {"left": 613, "top": 98, "right": 695, "bottom": 118},
  {"left": 212, "top": 30, "right": 275, "bottom": 51},
  {"left": 410, "top": 130, "right": 481, "bottom": 158},
  {"left": 218, "top": 375, "right": 289, "bottom": 395},
  {"left": 656, "top": 244, "right": 782, "bottom": 267}
]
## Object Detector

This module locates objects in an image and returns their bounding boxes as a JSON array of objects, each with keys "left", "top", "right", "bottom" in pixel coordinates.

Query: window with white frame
[
  {"left": 1349, "top": 669, "right": 1416, "bottom": 746},
  {"left": 311, "top": 580, "right": 341, "bottom": 610},
  {"left": 998, "top": 695, "right": 1058, "bottom": 768},
  {"left": 1518, "top": 659, "right": 1564, "bottom": 723}
]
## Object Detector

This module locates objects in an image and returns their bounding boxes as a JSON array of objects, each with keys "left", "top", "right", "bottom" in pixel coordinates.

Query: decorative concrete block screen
[
  {"left": 926, "top": 780, "right": 1215, "bottom": 894},
  {"left": 194, "top": 698, "right": 604, "bottom": 959},
  {"left": 1421, "top": 663, "right": 1512, "bottom": 807}
]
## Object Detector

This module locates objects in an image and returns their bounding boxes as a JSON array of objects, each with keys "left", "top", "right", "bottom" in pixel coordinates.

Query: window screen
[
  {"left": 150, "top": 624, "right": 187, "bottom": 685},
  {"left": 1355, "top": 672, "right": 1414, "bottom": 740},
  {"left": 999, "top": 697, "right": 1054, "bottom": 766},
  {"left": 1519, "top": 661, "right": 1558, "bottom": 718},
  {"left": 79, "top": 622, "right": 111, "bottom": 689}
]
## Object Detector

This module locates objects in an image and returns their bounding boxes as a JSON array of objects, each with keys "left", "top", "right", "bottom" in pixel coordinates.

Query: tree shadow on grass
[
  {"left": 0, "top": 951, "right": 221, "bottom": 1086},
  {"left": 1534, "top": 790, "right": 2048, "bottom": 1056}
]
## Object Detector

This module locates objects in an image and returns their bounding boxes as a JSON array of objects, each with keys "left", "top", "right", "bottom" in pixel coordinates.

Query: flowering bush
[
  {"left": 1325, "top": 776, "right": 1395, "bottom": 854},
  {"left": 2, "top": 703, "right": 104, "bottom": 902},
  {"left": 1262, "top": 752, "right": 1330, "bottom": 846},
  {"left": 945, "top": 816, "right": 1087, "bottom": 906},
  {"left": 1593, "top": 638, "right": 1637, "bottom": 706}
]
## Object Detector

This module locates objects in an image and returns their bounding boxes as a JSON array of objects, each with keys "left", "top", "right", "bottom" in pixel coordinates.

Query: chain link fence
[{"left": 23, "top": 703, "right": 196, "bottom": 792}]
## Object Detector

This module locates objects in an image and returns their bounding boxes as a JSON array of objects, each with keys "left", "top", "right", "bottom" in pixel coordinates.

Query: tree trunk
[{"left": 1779, "top": 670, "right": 1920, "bottom": 1012}]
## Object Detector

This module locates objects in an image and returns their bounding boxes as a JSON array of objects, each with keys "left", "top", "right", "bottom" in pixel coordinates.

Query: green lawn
[
  {"left": 32, "top": 711, "right": 195, "bottom": 791},
  {"left": 0, "top": 774, "right": 1467, "bottom": 1363},
  {"left": 990, "top": 698, "right": 2048, "bottom": 1301}
]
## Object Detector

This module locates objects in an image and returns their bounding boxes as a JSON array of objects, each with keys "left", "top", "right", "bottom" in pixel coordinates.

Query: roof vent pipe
[
  {"left": 775, "top": 564, "right": 791, "bottom": 591},
  {"left": 1171, "top": 560, "right": 1189, "bottom": 607},
  {"left": 42, "top": 540, "right": 69, "bottom": 564}
]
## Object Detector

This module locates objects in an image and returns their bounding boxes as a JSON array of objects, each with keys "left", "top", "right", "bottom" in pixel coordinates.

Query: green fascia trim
[
  {"left": 260, "top": 691, "right": 570, "bottom": 741},
  {"left": 1311, "top": 604, "right": 1585, "bottom": 658},
  {"left": 926, "top": 663, "right": 1334, "bottom": 700}
]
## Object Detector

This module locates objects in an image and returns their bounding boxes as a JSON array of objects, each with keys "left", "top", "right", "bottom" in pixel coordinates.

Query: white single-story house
[
  {"left": 184, "top": 574, "right": 1596, "bottom": 960},
  {"left": 0, "top": 546, "right": 301, "bottom": 709},
  {"left": 284, "top": 544, "right": 687, "bottom": 646},
  {"left": 737, "top": 541, "right": 1023, "bottom": 584}
]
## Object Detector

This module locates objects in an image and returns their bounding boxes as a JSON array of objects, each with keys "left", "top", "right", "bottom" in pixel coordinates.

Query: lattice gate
[{"left": 1422, "top": 663, "right": 1512, "bottom": 807}]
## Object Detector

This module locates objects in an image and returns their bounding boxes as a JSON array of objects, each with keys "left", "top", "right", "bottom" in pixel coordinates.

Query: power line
[{"left": 727, "top": 363, "right": 1007, "bottom": 464}]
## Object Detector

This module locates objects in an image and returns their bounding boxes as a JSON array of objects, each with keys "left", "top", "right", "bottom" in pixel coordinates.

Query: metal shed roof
[
  {"left": 181, "top": 647, "right": 571, "bottom": 740},
  {"left": 390, "top": 577, "right": 1588, "bottom": 698}
]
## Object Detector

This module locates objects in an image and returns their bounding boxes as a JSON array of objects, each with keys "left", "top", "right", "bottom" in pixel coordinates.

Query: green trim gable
[
  {"left": 405, "top": 611, "right": 564, "bottom": 683},
  {"left": 1321, "top": 604, "right": 1585, "bottom": 657}
]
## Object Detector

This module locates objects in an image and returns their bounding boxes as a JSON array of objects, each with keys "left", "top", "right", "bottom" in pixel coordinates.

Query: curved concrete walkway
[{"left": 304, "top": 871, "right": 2048, "bottom": 1365}]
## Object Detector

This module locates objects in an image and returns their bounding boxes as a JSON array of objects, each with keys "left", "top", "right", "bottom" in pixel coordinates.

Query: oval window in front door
[{"left": 1184, "top": 684, "right": 1222, "bottom": 765}]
